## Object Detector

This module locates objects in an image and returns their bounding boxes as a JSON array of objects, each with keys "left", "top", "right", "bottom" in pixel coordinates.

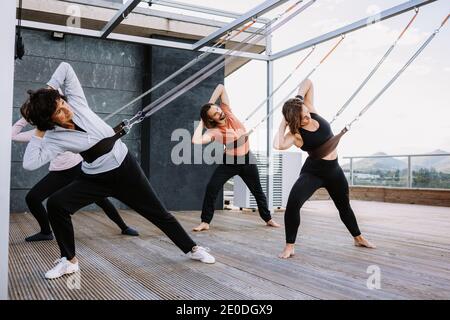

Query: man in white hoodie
[
  {"left": 12, "top": 117, "right": 139, "bottom": 241},
  {"left": 21, "top": 62, "right": 215, "bottom": 279}
]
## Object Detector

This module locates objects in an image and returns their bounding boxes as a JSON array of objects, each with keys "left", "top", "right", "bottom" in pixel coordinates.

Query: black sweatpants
[
  {"left": 47, "top": 152, "right": 196, "bottom": 259},
  {"left": 25, "top": 163, "right": 128, "bottom": 234},
  {"left": 201, "top": 152, "right": 272, "bottom": 224},
  {"left": 285, "top": 157, "right": 361, "bottom": 243}
]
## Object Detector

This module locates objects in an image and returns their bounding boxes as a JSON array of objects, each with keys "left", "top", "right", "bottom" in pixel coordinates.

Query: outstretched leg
[
  {"left": 44, "top": 175, "right": 120, "bottom": 279},
  {"left": 47, "top": 177, "right": 113, "bottom": 260},
  {"left": 324, "top": 166, "right": 376, "bottom": 249},
  {"left": 24, "top": 165, "right": 81, "bottom": 241},
  {"left": 25, "top": 172, "right": 59, "bottom": 239},
  {"left": 113, "top": 154, "right": 215, "bottom": 263},
  {"left": 239, "top": 163, "right": 280, "bottom": 227},
  {"left": 281, "top": 173, "right": 323, "bottom": 258},
  {"left": 196, "top": 164, "right": 237, "bottom": 231},
  {"left": 95, "top": 198, "right": 139, "bottom": 236},
  {"left": 114, "top": 154, "right": 197, "bottom": 254}
]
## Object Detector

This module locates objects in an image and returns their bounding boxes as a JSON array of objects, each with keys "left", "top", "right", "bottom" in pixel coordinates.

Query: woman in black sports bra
[{"left": 273, "top": 79, "right": 376, "bottom": 259}]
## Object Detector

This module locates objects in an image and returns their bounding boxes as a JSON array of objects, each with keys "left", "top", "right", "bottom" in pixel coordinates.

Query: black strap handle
[{"left": 15, "top": 0, "right": 25, "bottom": 60}]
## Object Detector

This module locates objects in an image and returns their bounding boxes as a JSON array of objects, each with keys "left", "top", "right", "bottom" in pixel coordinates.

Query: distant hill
[
  {"left": 436, "top": 163, "right": 450, "bottom": 174},
  {"left": 412, "top": 150, "right": 450, "bottom": 173},
  {"left": 342, "top": 152, "right": 407, "bottom": 171},
  {"left": 342, "top": 150, "right": 450, "bottom": 173}
]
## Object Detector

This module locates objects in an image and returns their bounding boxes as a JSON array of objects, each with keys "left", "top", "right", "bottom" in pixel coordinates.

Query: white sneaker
[
  {"left": 188, "top": 246, "right": 215, "bottom": 264},
  {"left": 45, "top": 257, "right": 79, "bottom": 279}
]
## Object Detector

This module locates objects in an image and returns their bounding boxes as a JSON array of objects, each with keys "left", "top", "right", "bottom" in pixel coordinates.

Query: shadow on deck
[{"left": 8, "top": 200, "right": 450, "bottom": 300}]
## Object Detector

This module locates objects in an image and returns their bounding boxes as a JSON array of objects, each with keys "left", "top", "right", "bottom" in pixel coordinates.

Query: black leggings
[
  {"left": 47, "top": 152, "right": 196, "bottom": 259},
  {"left": 285, "top": 157, "right": 361, "bottom": 243},
  {"left": 201, "top": 153, "right": 272, "bottom": 224},
  {"left": 25, "top": 163, "right": 129, "bottom": 234}
]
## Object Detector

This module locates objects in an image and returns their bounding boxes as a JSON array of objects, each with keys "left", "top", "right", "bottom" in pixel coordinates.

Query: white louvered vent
[{"left": 234, "top": 151, "right": 301, "bottom": 209}]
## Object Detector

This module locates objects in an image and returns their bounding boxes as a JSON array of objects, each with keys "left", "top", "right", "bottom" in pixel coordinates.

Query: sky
[{"left": 147, "top": 0, "right": 450, "bottom": 160}]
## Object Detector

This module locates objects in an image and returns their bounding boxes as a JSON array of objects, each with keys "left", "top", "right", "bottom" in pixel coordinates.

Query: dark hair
[
  {"left": 20, "top": 88, "right": 67, "bottom": 131},
  {"left": 282, "top": 96, "right": 304, "bottom": 135},
  {"left": 200, "top": 103, "right": 217, "bottom": 129}
]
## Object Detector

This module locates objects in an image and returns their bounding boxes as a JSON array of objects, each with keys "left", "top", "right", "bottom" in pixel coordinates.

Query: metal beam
[
  {"left": 101, "top": 0, "right": 142, "bottom": 38},
  {"left": 149, "top": 0, "right": 271, "bottom": 23},
  {"left": 265, "top": 27, "right": 274, "bottom": 213},
  {"left": 19, "top": 20, "right": 269, "bottom": 61},
  {"left": 270, "top": 0, "right": 437, "bottom": 61},
  {"left": 343, "top": 153, "right": 450, "bottom": 159},
  {"left": 192, "top": 0, "right": 289, "bottom": 50},
  {"left": 110, "top": 33, "right": 270, "bottom": 61},
  {"left": 62, "top": 0, "right": 265, "bottom": 32},
  {"left": 21, "top": 20, "right": 100, "bottom": 37},
  {"left": 199, "top": 46, "right": 268, "bottom": 61}
]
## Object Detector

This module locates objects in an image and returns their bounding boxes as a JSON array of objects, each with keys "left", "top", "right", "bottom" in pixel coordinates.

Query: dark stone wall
[
  {"left": 10, "top": 29, "right": 225, "bottom": 213},
  {"left": 11, "top": 29, "right": 144, "bottom": 212},
  {"left": 142, "top": 36, "right": 224, "bottom": 211}
]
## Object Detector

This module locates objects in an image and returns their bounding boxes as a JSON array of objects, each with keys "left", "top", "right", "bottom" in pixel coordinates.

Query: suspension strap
[
  {"left": 217, "top": 18, "right": 257, "bottom": 47},
  {"left": 79, "top": 122, "right": 129, "bottom": 163},
  {"left": 127, "top": 0, "right": 317, "bottom": 128},
  {"left": 330, "top": 8, "right": 420, "bottom": 124},
  {"left": 307, "top": 127, "right": 348, "bottom": 159},
  {"left": 103, "top": 17, "right": 261, "bottom": 121},
  {"left": 294, "top": 12, "right": 447, "bottom": 159},
  {"left": 248, "top": 34, "right": 346, "bottom": 135},
  {"left": 78, "top": 1, "right": 316, "bottom": 163},
  {"left": 224, "top": 135, "right": 249, "bottom": 151},
  {"left": 345, "top": 12, "right": 449, "bottom": 130},
  {"left": 309, "top": 12, "right": 448, "bottom": 159},
  {"left": 244, "top": 45, "right": 316, "bottom": 122},
  {"left": 103, "top": 1, "right": 310, "bottom": 122}
]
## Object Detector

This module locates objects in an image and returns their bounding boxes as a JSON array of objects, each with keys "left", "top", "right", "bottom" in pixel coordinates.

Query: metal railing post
[
  {"left": 408, "top": 156, "right": 412, "bottom": 188},
  {"left": 343, "top": 153, "right": 450, "bottom": 189},
  {"left": 350, "top": 158, "right": 354, "bottom": 186}
]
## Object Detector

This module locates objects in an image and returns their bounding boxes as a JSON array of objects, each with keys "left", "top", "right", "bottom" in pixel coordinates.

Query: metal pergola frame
[
  {"left": 96, "top": 0, "right": 436, "bottom": 56},
  {"left": 271, "top": 0, "right": 436, "bottom": 60},
  {"left": 1, "top": 0, "right": 440, "bottom": 300},
  {"left": 101, "top": 0, "right": 142, "bottom": 38},
  {"left": 14, "top": 0, "right": 438, "bottom": 209},
  {"left": 16, "top": 0, "right": 437, "bottom": 62},
  {"left": 149, "top": 0, "right": 271, "bottom": 24},
  {"left": 190, "top": 0, "right": 290, "bottom": 50}
]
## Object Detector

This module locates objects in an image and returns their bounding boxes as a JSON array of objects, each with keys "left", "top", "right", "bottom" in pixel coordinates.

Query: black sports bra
[{"left": 299, "top": 113, "right": 333, "bottom": 152}]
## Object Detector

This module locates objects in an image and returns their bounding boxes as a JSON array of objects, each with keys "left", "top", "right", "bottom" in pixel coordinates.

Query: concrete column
[
  {"left": 266, "top": 30, "right": 274, "bottom": 212},
  {"left": 0, "top": 0, "right": 17, "bottom": 300}
]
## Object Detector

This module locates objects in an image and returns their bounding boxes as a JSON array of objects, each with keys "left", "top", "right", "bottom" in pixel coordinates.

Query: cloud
[
  {"left": 311, "top": 18, "right": 342, "bottom": 32},
  {"left": 333, "top": 20, "right": 433, "bottom": 77},
  {"left": 397, "top": 27, "right": 430, "bottom": 47},
  {"left": 315, "top": 0, "right": 347, "bottom": 10},
  {"left": 405, "top": 64, "right": 432, "bottom": 76},
  {"left": 351, "top": 23, "right": 427, "bottom": 50},
  {"left": 311, "top": 15, "right": 428, "bottom": 54}
]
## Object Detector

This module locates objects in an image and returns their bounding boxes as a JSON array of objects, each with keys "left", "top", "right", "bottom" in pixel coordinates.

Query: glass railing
[{"left": 342, "top": 153, "right": 450, "bottom": 189}]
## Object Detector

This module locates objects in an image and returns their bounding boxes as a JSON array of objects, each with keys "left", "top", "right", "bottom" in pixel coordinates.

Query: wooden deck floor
[{"left": 8, "top": 200, "right": 450, "bottom": 300}]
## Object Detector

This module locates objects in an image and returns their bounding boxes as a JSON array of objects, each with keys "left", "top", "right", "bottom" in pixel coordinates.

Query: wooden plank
[{"left": 8, "top": 200, "right": 450, "bottom": 300}]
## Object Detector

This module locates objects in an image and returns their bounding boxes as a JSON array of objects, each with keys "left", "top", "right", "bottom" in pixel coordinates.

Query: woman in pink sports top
[{"left": 191, "top": 84, "right": 281, "bottom": 232}]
